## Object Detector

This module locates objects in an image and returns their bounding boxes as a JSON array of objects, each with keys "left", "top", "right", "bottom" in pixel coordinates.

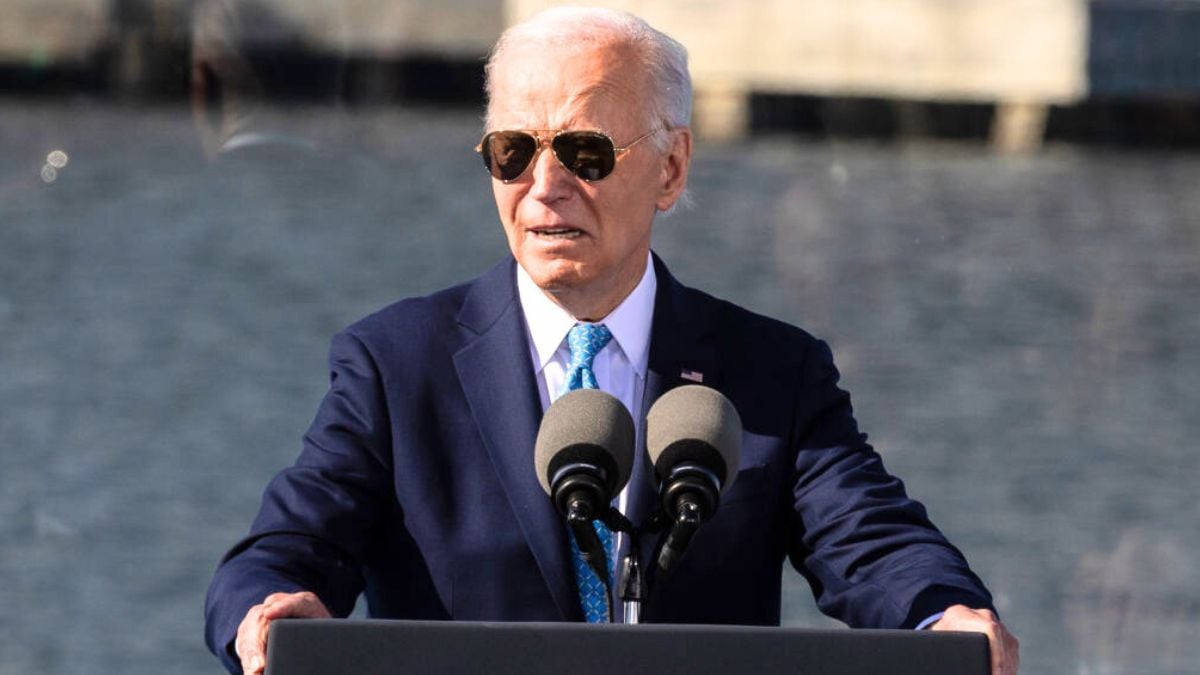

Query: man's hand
[
  {"left": 931, "top": 605, "right": 1020, "bottom": 675},
  {"left": 235, "top": 591, "right": 331, "bottom": 675}
]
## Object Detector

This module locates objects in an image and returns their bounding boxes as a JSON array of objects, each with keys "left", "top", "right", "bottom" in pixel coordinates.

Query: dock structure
[
  {"left": 7, "top": 1, "right": 1200, "bottom": 150},
  {"left": 510, "top": 0, "right": 1088, "bottom": 152},
  {"left": 1, "top": 0, "right": 505, "bottom": 98},
  {"left": 1, "top": 0, "right": 112, "bottom": 70}
]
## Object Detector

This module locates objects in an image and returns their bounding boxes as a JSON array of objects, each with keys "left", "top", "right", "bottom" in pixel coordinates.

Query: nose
[{"left": 527, "top": 140, "right": 573, "bottom": 204}]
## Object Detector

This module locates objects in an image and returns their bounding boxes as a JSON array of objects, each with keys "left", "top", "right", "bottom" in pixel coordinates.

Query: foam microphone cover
[
  {"left": 646, "top": 385, "right": 742, "bottom": 493},
  {"left": 534, "top": 388, "right": 635, "bottom": 499}
]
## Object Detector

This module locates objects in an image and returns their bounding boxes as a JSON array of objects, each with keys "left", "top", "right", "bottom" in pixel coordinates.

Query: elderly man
[{"left": 205, "top": 7, "right": 1019, "bottom": 675}]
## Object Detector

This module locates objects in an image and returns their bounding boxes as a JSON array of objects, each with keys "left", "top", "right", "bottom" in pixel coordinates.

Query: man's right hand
[{"left": 235, "top": 591, "right": 331, "bottom": 675}]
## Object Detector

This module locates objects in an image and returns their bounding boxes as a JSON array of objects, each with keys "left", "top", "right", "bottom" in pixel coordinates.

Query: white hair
[{"left": 484, "top": 6, "right": 693, "bottom": 149}]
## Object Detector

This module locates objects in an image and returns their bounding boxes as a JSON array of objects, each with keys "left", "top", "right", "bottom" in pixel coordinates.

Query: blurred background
[{"left": 2, "top": 1, "right": 1198, "bottom": 673}]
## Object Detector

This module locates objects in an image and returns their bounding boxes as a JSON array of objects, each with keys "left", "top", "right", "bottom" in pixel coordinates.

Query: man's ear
[{"left": 656, "top": 127, "right": 693, "bottom": 212}]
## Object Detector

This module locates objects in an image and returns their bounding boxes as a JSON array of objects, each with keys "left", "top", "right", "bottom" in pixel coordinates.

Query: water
[{"left": 1, "top": 99, "right": 1197, "bottom": 674}]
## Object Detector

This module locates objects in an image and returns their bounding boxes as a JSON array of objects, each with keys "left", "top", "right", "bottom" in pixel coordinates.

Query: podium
[{"left": 265, "top": 619, "right": 989, "bottom": 675}]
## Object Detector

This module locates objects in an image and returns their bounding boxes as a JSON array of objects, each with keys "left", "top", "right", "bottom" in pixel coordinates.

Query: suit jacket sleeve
[
  {"left": 204, "top": 329, "right": 394, "bottom": 673},
  {"left": 786, "top": 338, "right": 994, "bottom": 628}
]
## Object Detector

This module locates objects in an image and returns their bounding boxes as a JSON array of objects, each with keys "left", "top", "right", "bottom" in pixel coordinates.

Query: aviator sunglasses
[{"left": 475, "top": 128, "right": 658, "bottom": 182}]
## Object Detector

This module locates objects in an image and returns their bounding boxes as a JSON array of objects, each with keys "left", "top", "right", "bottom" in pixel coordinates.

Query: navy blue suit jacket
[{"left": 205, "top": 254, "right": 992, "bottom": 673}]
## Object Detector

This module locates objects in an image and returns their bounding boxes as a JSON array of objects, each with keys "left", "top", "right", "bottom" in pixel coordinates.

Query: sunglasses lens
[
  {"left": 482, "top": 131, "right": 538, "bottom": 181},
  {"left": 553, "top": 132, "right": 616, "bottom": 181}
]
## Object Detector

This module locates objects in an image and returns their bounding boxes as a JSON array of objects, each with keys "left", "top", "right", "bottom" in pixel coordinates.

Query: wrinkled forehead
[{"left": 487, "top": 42, "right": 651, "bottom": 132}]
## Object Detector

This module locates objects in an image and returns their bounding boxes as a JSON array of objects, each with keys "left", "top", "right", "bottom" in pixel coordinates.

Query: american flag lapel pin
[{"left": 680, "top": 368, "right": 704, "bottom": 383}]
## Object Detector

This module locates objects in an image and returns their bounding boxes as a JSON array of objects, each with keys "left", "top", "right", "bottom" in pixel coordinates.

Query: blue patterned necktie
[{"left": 561, "top": 323, "right": 615, "bottom": 623}]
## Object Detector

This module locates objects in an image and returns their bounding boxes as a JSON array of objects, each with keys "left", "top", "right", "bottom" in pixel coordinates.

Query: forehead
[{"left": 488, "top": 42, "right": 649, "bottom": 131}]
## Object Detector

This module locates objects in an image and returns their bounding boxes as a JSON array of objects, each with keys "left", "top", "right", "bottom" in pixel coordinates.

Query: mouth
[{"left": 528, "top": 225, "right": 586, "bottom": 240}]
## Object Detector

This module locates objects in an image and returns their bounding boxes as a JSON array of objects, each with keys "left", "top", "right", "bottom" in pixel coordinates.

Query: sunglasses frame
[{"left": 475, "top": 128, "right": 659, "bottom": 183}]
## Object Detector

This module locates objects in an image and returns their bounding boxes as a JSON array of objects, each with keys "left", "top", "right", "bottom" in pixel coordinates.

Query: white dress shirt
[
  {"left": 516, "top": 253, "right": 657, "bottom": 569},
  {"left": 516, "top": 253, "right": 656, "bottom": 423}
]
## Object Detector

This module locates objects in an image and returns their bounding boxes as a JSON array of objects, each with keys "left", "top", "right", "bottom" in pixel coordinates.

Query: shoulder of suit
[
  {"left": 336, "top": 272, "right": 483, "bottom": 355},
  {"left": 673, "top": 278, "right": 824, "bottom": 353}
]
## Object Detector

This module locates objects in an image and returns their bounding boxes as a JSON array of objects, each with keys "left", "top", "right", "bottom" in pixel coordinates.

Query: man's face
[{"left": 486, "top": 42, "right": 690, "bottom": 319}]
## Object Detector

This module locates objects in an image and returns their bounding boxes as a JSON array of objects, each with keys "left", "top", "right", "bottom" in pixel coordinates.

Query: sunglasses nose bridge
[
  {"left": 535, "top": 133, "right": 582, "bottom": 177},
  {"left": 525, "top": 131, "right": 597, "bottom": 181},
  {"left": 527, "top": 135, "right": 578, "bottom": 194}
]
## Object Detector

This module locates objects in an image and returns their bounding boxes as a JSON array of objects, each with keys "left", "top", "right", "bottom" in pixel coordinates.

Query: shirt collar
[{"left": 516, "top": 253, "right": 657, "bottom": 377}]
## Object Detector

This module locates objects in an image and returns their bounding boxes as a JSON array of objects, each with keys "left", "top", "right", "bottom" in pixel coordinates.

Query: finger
[
  {"left": 235, "top": 605, "right": 270, "bottom": 675},
  {"left": 928, "top": 606, "right": 1016, "bottom": 675},
  {"left": 977, "top": 625, "right": 1001, "bottom": 675},
  {"left": 1013, "top": 635, "right": 1021, "bottom": 675},
  {"left": 986, "top": 621, "right": 1019, "bottom": 675},
  {"left": 262, "top": 592, "right": 293, "bottom": 611},
  {"left": 967, "top": 614, "right": 1006, "bottom": 675},
  {"left": 930, "top": 605, "right": 990, "bottom": 631},
  {"left": 234, "top": 604, "right": 262, "bottom": 660},
  {"left": 239, "top": 591, "right": 331, "bottom": 674},
  {"left": 260, "top": 593, "right": 300, "bottom": 620},
  {"left": 261, "top": 591, "right": 331, "bottom": 620},
  {"left": 244, "top": 651, "right": 266, "bottom": 675},
  {"left": 999, "top": 627, "right": 1020, "bottom": 675}
]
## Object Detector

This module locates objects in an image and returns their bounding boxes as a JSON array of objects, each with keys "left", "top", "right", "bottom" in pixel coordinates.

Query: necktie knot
[{"left": 561, "top": 323, "right": 612, "bottom": 394}]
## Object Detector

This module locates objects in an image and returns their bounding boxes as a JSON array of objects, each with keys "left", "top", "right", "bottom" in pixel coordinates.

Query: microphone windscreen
[
  {"left": 534, "top": 388, "right": 635, "bottom": 499},
  {"left": 646, "top": 385, "right": 742, "bottom": 492}
]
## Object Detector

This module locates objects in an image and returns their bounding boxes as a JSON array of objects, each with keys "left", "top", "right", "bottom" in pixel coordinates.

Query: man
[
  {"left": 190, "top": 0, "right": 346, "bottom": 160},
  {"left": 205, "top": 7, "right": 1019, "bottom": 675}
]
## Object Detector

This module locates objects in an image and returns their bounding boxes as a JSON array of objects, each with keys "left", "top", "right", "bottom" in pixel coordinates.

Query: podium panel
[{"left": 265, "top": 619, "right": 989, "bottom": 675}]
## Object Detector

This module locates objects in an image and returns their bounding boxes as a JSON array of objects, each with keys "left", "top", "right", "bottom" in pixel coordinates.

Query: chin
[
  {"left": 529, "top": 268, "right": 585, "bottom": 295},
  {"left": 521, "top": 255, "right": 588, "bottom": 290}
]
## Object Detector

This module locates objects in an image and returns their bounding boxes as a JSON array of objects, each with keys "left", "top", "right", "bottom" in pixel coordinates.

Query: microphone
[
  {"left": 535, "top": 388, "right": 635, "bottom": 586},
  {"left": 645, "top": 385, "right": 741, "bottom": 573}
]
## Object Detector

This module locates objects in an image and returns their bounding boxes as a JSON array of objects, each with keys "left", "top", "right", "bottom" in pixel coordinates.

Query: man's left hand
[{"left": 931, "top": 605, "right": 1019, "bottom": 675}]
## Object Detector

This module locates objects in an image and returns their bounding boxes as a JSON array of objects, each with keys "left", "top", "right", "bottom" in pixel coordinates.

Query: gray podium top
[{"left": 265, "top": 619, "right": 989, "bottom": 675}]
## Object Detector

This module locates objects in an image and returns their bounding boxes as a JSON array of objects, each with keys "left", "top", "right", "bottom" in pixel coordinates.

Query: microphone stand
[
  {"left": 608, "top": 509, "right": 672, "bottom": 624},
  {"left": 600, "top": 508, "right": 642, "bottom": 623},
  {"left": 589, "top": 492, "right": 716, "bottom": 624},
  {"left": 617, "top": 534, "right": 644, "bottom": 623}
]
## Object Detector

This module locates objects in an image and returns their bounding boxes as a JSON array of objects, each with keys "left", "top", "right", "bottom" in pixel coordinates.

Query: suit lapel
[
  {"left": 452, "top": 258, "right": 579, "bottom": 620},
  {"left": 625, "top": 254, "right": 722, "bottom": 569}
]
